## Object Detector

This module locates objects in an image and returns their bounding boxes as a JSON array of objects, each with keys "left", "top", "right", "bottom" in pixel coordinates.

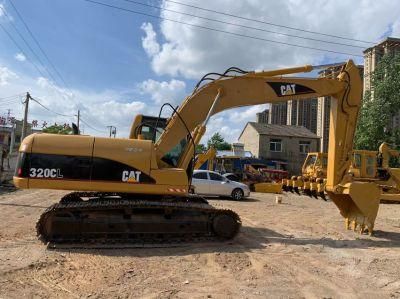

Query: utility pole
[
  {"left": 107, "top": 125, "right": 116, "bottom": 138},
  {"left": 21, "top": 92, "right": 30, "bottom": 141},
  {"left": 77, "top": 110, "right": 80, "bottom": 133}
]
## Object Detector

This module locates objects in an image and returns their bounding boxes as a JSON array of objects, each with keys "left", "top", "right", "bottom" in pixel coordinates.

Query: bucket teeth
[{"left": 344, "top": 217, "right": 374, "bottom": 235}]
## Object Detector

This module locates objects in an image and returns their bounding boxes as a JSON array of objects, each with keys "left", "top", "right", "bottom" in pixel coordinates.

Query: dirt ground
[{"left": 0, "top": 189, "right": 399, "bottom": 299}]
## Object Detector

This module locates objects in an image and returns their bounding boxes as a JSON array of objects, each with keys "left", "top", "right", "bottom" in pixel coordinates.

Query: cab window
[
  {"left": 353, "top": 153, "right": 361, "bottom": 168},
  {"left": 161, "top": 138, "right": 187, "bottom": 167},
  {"left": 366, "top": 156, "right": 375, "bottom": 177}
]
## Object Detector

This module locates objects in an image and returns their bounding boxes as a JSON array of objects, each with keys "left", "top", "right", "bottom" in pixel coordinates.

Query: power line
[
  {"left": 0, "top": 99, "right": 24, "bottom": 106},
  {"left": 29, "top": 96, "right": 75, "bottom": 118},
  {"left": 0, "top": 22, "right": 48, "bottom": 78},
  {"left": 0, "top": 93, "right": 25, "bottom": 101},
  {"left": 7, "top": 0, "right": 72, "bottom": 92},
  {"left": 119, "top": 0, "right": 365, "bottom": 49},
  {"left": 0, "top": 5, "right": 60, "bottom": 85},
  {"left": 83, "top": 0, "right": 363, "bottom": 57},
  {"left": 79, "top": 117, "right": 106, "bottom": 133},
  {"left": 164, "top": 0, "right": 374, "bottom": 44},
  {"left": 25, "top": 95, "right": 104, "bottom": 133}
]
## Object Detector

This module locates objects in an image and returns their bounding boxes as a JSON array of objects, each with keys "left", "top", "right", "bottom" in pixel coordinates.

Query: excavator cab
[
  {"left": 129, "top": 114, "right": 167, "bottom": 141},
  {"left": 349, "top": 150, "right": 377, "bottom": 179}
]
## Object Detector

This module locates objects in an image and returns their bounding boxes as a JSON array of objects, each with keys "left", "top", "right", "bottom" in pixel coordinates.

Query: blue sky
[
  {"left": 1, "top": 0, "right": 157, "bottom": 89},
  {"left": 0, "top": 0, "right": 399, "bottom": 141}
]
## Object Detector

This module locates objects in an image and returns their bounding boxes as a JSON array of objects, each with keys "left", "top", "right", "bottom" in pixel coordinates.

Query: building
[
  {"left": 268, "top": 102, "right": 287, "bottom": 125},
  {"left": 286, "top": 99, "right": 318, "bottom": 134},
  {"left": 269, "top": 99, "right": 318, "bottom": 133},
  {"left": 316, "top": 64, "right": 364, "bottom": 152},
  {"left": 238, "top": 122, "right": 320, "bottom": 174},
  {"left": 256, "top": 109, "right": 269, "bottom": 124},
  {"left": 316, "top": 65, "right": 341, "bottom": 152},
  {"left": 363, "top": 37, "right": 400, "bottom": 95},
  {"left": 363, "top": 37, "right": 400, "bottom": 129}
]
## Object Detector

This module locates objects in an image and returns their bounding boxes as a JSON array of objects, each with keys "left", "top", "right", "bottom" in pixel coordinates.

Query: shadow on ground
[
  {"left": 205, "top": 196, "right": 260, "bottom": 202},
  {"left": 49, "top": 225, "right": 400, "bottom": 257}
]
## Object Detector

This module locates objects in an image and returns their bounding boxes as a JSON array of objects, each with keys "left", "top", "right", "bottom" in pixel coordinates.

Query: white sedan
[{"left": 191, "top": 170, "right": 250, "bottom": 200}]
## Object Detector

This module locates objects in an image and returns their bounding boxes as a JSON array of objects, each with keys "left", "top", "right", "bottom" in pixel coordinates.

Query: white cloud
[
  {"left": 14, "top": 53, "right": 26, "bottom": 62},
  {"left": 0, "top": 65, "right": 152, "bottom": 137},
  {"left": 141, "top": 23, "right": 160, "bottom": 57},
  {"left": 137, "top": 0, "right": 400, "bottom": 144},
  {"left": 139, "top": 78, "right": 186, "bottom": 105},
  {"left": 392, "top": 20, "right": 400, "bottom": 36},
  {"left": 0, "top": 4, "right": 5, "bottom": 17},
  {"left": 228, "top": 105, "right": 268, "bottom": 123},
  {"left": 0, "top": 66, "right": 18, "bottom": 86},
  {"left": 141, "top": 0, "right": 400, "bottom": 79}
]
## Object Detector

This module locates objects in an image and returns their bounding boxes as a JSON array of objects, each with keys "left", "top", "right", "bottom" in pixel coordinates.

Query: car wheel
[{"left": 231, "top": 188, "right": 244, "bottom": 201}]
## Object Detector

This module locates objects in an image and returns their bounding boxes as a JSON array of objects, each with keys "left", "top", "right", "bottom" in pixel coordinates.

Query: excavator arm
[{"left": 155, "top": 60, "right": 380, "bottom": 233}]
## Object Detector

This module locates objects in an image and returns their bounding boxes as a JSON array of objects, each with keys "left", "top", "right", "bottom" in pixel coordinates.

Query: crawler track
[{"left": 36, "top": 192, "right": 241, "bottom": 245}]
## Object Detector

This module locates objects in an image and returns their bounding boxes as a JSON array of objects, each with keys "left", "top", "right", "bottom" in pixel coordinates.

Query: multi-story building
[
  {"left": 363, "top": 37, "right": 400, "bottom": 94},
  {"left": 363, "top": 37, "right": 400, "bottom": 129},
  {"left": 269, "top": 99, "right": 317, "bottom": 133},
  {"left": 268, "top": 102, "right": 287, "bottom": 125},
  {"left": 316, "top": 64, "right": 364, "bottom": 152},
  {"left": 316, "top": 65, "right": 341, "bottom": 152},
  {"left": 286, "top": 99, "right": 318, "bottom": 134},
  {"left": 256, "top": 109, "right": 269, "bottom": 124}
]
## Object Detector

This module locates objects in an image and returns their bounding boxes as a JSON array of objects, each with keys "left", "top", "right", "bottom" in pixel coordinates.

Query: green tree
[
  {"left": 42, "top": 124, "right": 73, "bottom": 135},
  {"left": 355, "top": 53, "right": 400, "bottom": 150},
  {"left": 196, "top": 143, "right": 207, "bottom": 154},
  {"left": 207, "top": 132, "right": 231, "bottom": 150}
]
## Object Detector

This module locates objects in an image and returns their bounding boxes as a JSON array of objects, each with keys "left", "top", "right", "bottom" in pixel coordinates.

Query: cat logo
[
  {"left": 122, "top": 170, "right": 142, "bottom": 183},
  {"left": 280, "top": 84, "right": 296, "bottom": 96}
]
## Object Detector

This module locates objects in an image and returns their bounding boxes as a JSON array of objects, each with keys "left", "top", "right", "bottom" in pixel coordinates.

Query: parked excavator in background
[
  {"left": 194, "top": 147, "right": 216, "bottom": 171},
  {"left": 282, "top": 152, "right": 327, "bottom": 199},
  {"left": 282, "top": 142, "right": 400, "bottom": 203},
  {"left": 351, "top": 142, "right": 400, "bottom": 203},
  {"left": 15, "top": 60, "right": 382, "bottom": 244}
]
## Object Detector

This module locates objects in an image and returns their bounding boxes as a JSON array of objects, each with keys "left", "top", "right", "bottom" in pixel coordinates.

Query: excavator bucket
[{"left": 327, "top": 182, "right": 381, "bottom": 234}]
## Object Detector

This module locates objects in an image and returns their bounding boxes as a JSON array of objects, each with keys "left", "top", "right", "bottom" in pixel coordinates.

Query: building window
[
  {"left": 299, "top": 141, "right": 311, "bottom": 154},
  {"left": 269, "top": 139, "right": 282, "bottom": 152}
]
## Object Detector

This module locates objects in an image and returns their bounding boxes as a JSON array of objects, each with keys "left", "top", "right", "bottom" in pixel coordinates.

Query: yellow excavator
[
  {"left": 194, "top": 147, "right": 216, "bottom": 170},
  {"left": 351, "top": 143, "right": 400, "bottom": 203},
  {"left": 283, "top": 143, "right": 400, "bottom": 203},
  {"left": 282, "top": 152, "right": 327, "bottom": 198},
  {"left": 14, "top": 60, "right": 379, "bottom": 244}
]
